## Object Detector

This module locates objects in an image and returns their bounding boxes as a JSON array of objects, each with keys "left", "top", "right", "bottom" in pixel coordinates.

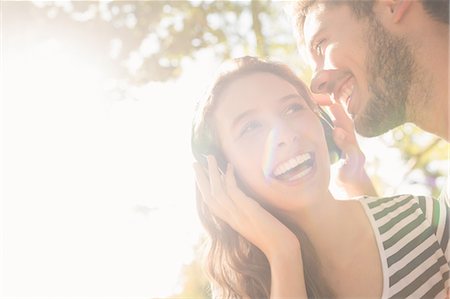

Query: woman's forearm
[
  {"left": 268, "top": 241, "right": 308, "bottom": 299},
  {"left": 340, "top": 169, "right": 378, "bottom": 197}
]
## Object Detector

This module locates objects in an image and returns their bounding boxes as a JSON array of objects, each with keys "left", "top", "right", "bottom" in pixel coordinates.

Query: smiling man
[
  {"left": 293, "top": 0, "right": 449, "bottom": 198},
  {"left": 294, "top": 0, "right": 448, "bottom": 138}
]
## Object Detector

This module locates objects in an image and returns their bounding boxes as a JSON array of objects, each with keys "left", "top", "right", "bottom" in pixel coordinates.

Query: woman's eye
[
  {"left": 240, "top": 120, "right": 261, "bottom": 137},
  {"left": 285, "top": 103, "right": 304, "bottom": 115}
]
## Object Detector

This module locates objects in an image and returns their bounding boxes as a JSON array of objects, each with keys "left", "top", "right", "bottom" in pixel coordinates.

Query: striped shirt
[{"left": 360, "top": 194, "right": 450, "bottom": 298}]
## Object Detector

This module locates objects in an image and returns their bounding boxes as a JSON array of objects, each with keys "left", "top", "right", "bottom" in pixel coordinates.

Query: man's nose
[{"left": 310, "top": 69, "right": 340, "bottom": 95}]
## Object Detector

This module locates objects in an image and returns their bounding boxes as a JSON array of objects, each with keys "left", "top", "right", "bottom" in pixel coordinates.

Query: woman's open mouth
[{"left": 272, "top": 152, "right": 315, "bottom": 182}]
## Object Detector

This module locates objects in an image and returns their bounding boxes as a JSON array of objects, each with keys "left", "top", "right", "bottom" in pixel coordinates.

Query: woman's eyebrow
[
  {"left": 231, "top": 109, "right": 256, "bottom": 130},
  {"left": 230, "top": 94, "right": 304, "bottom": 129},
  {"left": 279, "top": 94, "right": 304, "bottom": 103}
]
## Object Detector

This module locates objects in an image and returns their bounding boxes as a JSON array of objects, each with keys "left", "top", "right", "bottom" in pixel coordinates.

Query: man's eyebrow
[{"left": 306, "top": 27, "right": 326, "bottom": 51}]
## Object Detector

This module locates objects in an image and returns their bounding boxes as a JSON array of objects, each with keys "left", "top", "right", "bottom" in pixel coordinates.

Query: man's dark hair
[
  {"left": 293, "top": 0, "right": 448, "bottom": 43},
  {"left": 292, "top": 1, "right": 374, "bottom": 42},
  {"left": 422, "top": 0, "right": 449, "bottom": 24}
]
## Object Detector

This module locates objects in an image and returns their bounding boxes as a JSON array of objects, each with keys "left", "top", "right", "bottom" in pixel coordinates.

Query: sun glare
[{"left": 3, "top": 33, "right": 206, "bottom": 297}]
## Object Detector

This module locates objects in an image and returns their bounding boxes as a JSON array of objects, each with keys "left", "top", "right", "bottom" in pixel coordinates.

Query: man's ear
[{"left": 385, "top": 0, "right": 412, "bottom": 23}]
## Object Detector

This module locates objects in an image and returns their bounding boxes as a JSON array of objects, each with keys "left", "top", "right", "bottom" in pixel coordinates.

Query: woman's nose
[{"left": 269, "top": 121, "right": 299, "bottom": 148}]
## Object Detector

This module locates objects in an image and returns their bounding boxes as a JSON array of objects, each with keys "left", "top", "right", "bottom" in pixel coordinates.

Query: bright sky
[{"left": 1, "top": 38, "right": 222, "bottom": 298}]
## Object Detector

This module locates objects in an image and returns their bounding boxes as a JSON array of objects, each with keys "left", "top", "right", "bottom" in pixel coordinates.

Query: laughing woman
[{"left": 191, "top": 57, "right": 449, "bottom": 299}]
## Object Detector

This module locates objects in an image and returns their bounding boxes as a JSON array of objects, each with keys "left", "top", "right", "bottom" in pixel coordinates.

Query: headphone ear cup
[
  {"left": 192, "top": 125, "right": 228, "bottom": 172},
  {"left": 318, "top": 109, "right": 342, "bottom": 164}
]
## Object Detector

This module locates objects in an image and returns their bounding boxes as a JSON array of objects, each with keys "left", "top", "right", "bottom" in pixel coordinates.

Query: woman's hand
[
  {"left": 329, "top": 102, "right": 378, "bottom": 196},
  {"left": 194, "top": 156, "right": 308, "bottom": 298},
  {"left": 193, "top": 155, "right": 299, "bottom": 260}
]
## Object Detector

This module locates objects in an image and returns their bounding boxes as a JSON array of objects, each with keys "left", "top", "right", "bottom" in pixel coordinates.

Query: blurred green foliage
[
  {"left": 167, "top": 239, "right": 211, "bottom": 299},
  {"left": 3, "top": 0, "right": 298, "bottom": 85},
  {"left": 377, "top": 125, "right": 449, "bottom": 198}
]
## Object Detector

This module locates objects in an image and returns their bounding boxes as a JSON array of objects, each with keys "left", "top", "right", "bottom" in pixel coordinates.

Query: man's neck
[{"left": 407, "top": 20, "right": 449, "bottom": 141}]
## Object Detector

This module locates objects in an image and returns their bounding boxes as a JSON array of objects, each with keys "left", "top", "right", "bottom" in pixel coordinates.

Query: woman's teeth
[
  {"left": 273, "top": 153, "right": 312, "bottom": 178},
  {"left": 287, "top": 166, "right": 312, "bottom": 181}
]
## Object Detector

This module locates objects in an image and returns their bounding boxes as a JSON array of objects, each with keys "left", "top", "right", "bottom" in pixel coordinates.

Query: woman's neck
[
  {"left": 289, "top": 193, "right": 369, "bottom": 267},
  {"left": 284, "top": 193, "right": 384, "bottom": 298}
]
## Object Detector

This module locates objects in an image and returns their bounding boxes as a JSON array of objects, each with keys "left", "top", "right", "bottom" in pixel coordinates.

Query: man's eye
[
  {"left": 314, "top": 39, "right": 325, "bottom": 56},
  {"left": 240, "top": 121, "right": 261, "bottom": 137},
  {"left": 285, "top": 103, "right": 304, "bottom": 115}
]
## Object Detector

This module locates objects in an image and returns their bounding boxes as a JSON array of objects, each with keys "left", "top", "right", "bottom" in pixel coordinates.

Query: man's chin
[
  {"left": 354, "top": 115, "right": 405, "bottom": 138},
  {"left": 354, "top": 116, "right": 392, "bottom": 137}
]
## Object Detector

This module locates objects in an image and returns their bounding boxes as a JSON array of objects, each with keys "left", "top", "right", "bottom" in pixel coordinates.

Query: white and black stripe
[{"left": 361, "top": 194, "right": 450, "bottom": 298}]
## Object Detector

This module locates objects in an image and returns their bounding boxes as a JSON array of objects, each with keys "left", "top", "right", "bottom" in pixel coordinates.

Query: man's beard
[{"left": 354, "top": 17, "right": 415, "bottom": 137}]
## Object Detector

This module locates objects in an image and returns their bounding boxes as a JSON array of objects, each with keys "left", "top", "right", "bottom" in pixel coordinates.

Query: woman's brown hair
[{"left": 191, "top": 56, "right": 335, "bottom": 298}]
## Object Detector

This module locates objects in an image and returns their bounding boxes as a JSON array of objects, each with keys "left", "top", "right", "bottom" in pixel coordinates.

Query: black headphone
[{"left": 317, "top": 107, "right": 342, "bottom": 164}]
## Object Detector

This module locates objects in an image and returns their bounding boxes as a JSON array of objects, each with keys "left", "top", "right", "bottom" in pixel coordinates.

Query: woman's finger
[
  {"left": 193, "top": 161, "right": 231, "bottom": 219},
  {"left": 224, "top": 163, "right": 235, "bottom": 187},
  {"left": 224, "top": 163, "right": 240, "bottom": 203},
  {"left": 333, "top": 127, "right": 358, "bottom": 156},
  {"left": 225, "top": 163, "right": 255, "bottom": 208},
  {"left": 329, "top": 102, "right": 356, "bottom": 141},
  {"left": 207, "top": 155, "right": 227, "bottom": 199},
  {"left": 193, "top": 162, "right": 212, "bottom": 201}
]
